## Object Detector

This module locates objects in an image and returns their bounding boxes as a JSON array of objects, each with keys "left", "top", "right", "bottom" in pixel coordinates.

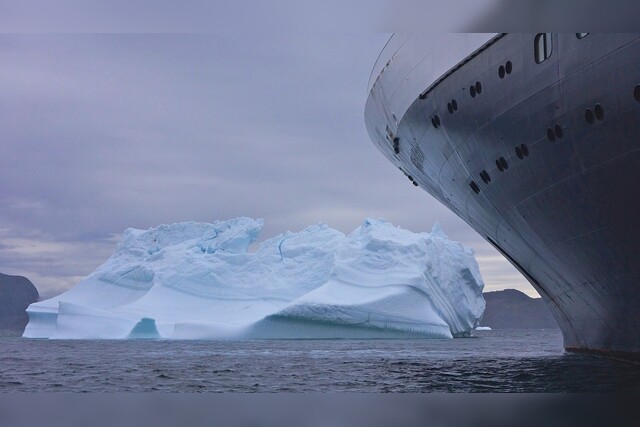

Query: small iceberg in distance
[
  {"left": 475, "top": 326, "right": 492, "bottom": 331},
  {"left": 23, "top": 217, "right": 486, "bottom": 339}
]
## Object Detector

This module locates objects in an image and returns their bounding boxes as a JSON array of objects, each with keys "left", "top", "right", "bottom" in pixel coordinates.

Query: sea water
[{"left": 2, "top": 329, "right": 639, "bottom": 392}]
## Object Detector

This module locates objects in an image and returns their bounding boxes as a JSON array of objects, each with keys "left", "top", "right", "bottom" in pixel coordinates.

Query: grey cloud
[{"left": 0, "top": 34, "right": 536, "bottom": 298}]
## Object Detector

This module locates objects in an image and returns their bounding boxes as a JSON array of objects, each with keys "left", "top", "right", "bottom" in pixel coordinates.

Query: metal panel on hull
[{"left": 365, "top": 33, "right": 640, "bottom": 357}]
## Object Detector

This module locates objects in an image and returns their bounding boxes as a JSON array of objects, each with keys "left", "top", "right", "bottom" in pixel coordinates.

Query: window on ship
[
  {"left": 534, "top": 33, "right": 553, "bottom": 63},
  {"left": 576, "top": 33, "right": 589, "bottom": 39}
]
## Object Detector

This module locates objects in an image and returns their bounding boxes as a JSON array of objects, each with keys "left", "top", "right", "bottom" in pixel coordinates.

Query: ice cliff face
[{"left": 23, "top": 217, "right": 485, "bottom": 339}]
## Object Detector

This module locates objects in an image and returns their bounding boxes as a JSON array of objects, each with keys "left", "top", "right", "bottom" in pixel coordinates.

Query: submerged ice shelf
[{"left": 24, "top": 217, "right": 485, "bottom": 339}]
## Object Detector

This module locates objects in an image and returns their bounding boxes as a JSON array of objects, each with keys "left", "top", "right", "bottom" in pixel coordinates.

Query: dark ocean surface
[{"left": 2, "top": 329, "right": 640, "bottom": 392}]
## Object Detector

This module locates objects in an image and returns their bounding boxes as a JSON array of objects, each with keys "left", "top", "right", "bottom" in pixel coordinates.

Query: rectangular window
[{"left": 534, "top": 33, "right": 553, "bottom": 63}]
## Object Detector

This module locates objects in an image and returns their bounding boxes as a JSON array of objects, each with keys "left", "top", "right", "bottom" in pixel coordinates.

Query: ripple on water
[{"left": 1, "top": 330, "right": 640, "bottom": 392}]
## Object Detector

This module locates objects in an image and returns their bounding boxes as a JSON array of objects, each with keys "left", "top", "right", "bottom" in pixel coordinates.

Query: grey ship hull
[{"left": 365, "top": 34, "right": 640, "bottom": 358}]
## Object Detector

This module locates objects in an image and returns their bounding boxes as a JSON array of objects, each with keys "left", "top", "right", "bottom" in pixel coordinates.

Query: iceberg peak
[
  {"left": 117, "top": 217, "right": 264, "bottom": 258},
  {"left": 430, "top": 221, "right": 448, "bottom": 239}
]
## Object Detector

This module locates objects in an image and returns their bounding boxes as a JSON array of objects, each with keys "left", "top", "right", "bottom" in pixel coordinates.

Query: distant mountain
[
  {"left": 0, "top": 273, "right": 39, "bottom": 335},
  {"left": 480, "top": 289, "right": 559, "bottom": 329}
]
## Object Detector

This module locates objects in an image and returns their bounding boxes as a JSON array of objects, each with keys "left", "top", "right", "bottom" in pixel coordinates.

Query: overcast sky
[{"left": 0, "top": 34, "right": 536, "bottom": 299}]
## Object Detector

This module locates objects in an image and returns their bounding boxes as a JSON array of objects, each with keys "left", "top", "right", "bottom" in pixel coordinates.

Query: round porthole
[
  {"left": 435, "top": 115, "right": 441, "bottom": 126},
  {"left": 496, "top": 159, "right": 504, "bottom": 171},
  {"left": 547, "top": 128, "right": 556, "bottom": 142},
  {"left": 498, "top": 65, "right": 505, "bottom": 79},
  {"left": 521, "top": 144, "right": 529, "bottom": 157},
  {"left": 475, "top": 81, "right": 482, "bottom": 94},
  {"left": 452, "top": 99, "right": 458, "bottom": 111},
  {"left": 505, "top": 61, "right": 513, "bottom": 74},
  {"left": 470, "top": 85, "right": 476, "bottom": 97},
  {"left": 470, "top": 181, "right": 481, "bottom": 194},
  {"left": 554, "top": 124, "right": 563, "bottom": 139},
  {"left": 515, "top": 146, "right": 524, "bottom": 159},
  {"left": 585, "top": 108, "right": 594, "bottom": 124},
  {"left": 431, "top": 117, "right": 438, "bottom": 128},
  {"left": 500, "top": 157, "right": 508, "bottom": 170},
  {"left": 634, "top": 85, "right": 640, "bottom": 102},
  {"left": 594, "top": 104, "right": 604, "bottom": 121},
  {"left": 447, "top": 103, "right": 453, "bottom": 114}
]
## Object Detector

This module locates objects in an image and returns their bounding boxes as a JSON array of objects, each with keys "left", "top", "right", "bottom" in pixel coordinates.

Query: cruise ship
[{"left": 365, "top": 34, "right": 640, "bottom": 359}]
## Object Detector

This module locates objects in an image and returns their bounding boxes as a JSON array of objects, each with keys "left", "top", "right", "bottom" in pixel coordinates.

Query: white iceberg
[{"left": 24, "top": 217, "right": 485, "bottom": 339}]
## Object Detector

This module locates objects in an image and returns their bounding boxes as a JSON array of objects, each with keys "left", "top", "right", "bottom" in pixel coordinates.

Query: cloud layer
[{"left": 0, "top": 34, "right": 535, "bottom": 299}]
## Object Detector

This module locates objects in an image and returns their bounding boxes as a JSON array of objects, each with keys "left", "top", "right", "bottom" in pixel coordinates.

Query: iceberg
[{"left": 23, "top": 217, "right": 485, "bottom": 339}]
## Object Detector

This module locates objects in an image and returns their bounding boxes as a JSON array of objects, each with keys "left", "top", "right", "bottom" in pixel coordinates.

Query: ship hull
[{"left": 365, "top": 34, "right": 640, "bottom": 358}]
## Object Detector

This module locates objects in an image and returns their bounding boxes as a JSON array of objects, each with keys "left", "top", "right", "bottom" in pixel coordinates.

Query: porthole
[
  {"left": 547, "top": 128, "right": 556, "bottom": 142},
  {"left": 435, "top": 115, "right": 441, "bottom": 126},
  {"left": 594, "top": 104, "right": 604, "bottom": 120},
  {"left": 475, "top": 81, "right": 482, "bottom": 94},
  {"left": 521, "top": 144, "right": 529, "bottom": 157},
  {"left": 470, "top": 85, "right": 476, "bottom": 97},
  {"left": 500, "top": 157, "right": 508, "bottom": 170},
  {"left": 505, "top": 61, "right": 513, "bottom": 74},
  {"left": 447, "top": 102, "right": 453, "bottom": 114},
  {"left": 515, "top": 146, "right": 524, "bottom": 159},
  {"left": 412, "top": 181, "right": 418, "bottom": 187},
  {"left": 480, "top": 170, "right": 491, "bottom": 184},
  {"left": 585, "top": 108, "right": 594, "bottom": 124},
  {"left": 470, "top": 181, "right": 481, "bottom": 194},
  {"left": 554, "top": 124, "right": 563, "bottom": 138},
  {"left": 393, "top": 137, "right": 400, "bottom": 154},
  {"left": 498, "top": 65, "right": 505, "bottom": 79},
  {"left": 634, "top": 85, "right": 640, "bottom": 102},
  {"left": 452, "top": 99, "right": 458, "bottom": 111},
  {"left": 431, "top": 117, "right": 438, "bottom": 128},
  {"left": 576, "top": 33, "right": 589, "bottom": 39},
  {"left": 496, "top": 159, "right": 504, "bottom": 171}
]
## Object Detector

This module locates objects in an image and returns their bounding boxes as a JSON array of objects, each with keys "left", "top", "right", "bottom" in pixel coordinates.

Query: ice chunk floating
[{"left": 24, "top": 217, "right": 485, "bottom": 339}]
